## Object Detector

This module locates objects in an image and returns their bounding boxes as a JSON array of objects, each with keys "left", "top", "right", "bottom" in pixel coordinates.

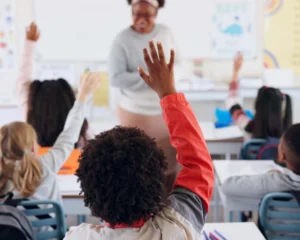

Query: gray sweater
[
  {"left": 108, "top": 24, "right": 178, "bottom": 91},
  {"left": 222, "top": 167, "right": 300, "bottom": 199},
  {"left": 108, "top": 24, "right": 179, "bottom": 115}
]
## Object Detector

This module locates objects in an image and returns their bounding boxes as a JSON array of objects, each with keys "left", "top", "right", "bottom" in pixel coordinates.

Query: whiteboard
[{"left": 34, "top": 0, "right": 258, "bottom": 61}]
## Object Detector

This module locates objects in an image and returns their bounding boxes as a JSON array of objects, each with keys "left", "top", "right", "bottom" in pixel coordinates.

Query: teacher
[{"left": 108, "top": 0, "right": 180, "bottom": 194}]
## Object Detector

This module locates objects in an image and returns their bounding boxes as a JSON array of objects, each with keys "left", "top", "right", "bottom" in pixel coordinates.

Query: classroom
[{"left": 0, "top": 0, "right": 300, "bottom": 239}]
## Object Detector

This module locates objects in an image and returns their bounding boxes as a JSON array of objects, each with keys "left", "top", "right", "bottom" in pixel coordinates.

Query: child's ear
[{"left": 277, "top": 142, "right": 286, "bottom": 163}]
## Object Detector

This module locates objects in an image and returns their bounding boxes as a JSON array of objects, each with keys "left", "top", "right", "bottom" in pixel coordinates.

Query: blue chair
[
  {"left": 240, "top": 139, "right": 267, "bottom": 160},
  {"left": 18, "top": 200, "right": 67, "bottom": 240},
  {"left": 259, "top": 192, "right": 300, "bottom": 240}
]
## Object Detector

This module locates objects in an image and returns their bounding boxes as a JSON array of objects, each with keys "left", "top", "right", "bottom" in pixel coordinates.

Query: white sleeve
[
  {"left": 222, "top": 172, "right": 292, "bottom": 199},
  {"left": 39, "top": 100, "right": 86, "bottom": 173}
]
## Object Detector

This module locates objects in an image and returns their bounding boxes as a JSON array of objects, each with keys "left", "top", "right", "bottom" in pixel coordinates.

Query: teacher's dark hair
[
  {"left": 27, "top": 78, "right": 89, "bottom": 147},
  {"left": 127, "top": 0, "right": 165, "bottom": 8}
]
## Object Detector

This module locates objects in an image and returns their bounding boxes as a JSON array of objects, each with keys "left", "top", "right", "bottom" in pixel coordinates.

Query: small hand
[
  {"left": 233, "top": 52, "right": 243, "bottom": 73},
  {"left": 138, "top": 41, "right": 176, "bottom": 99},
  {"left": 26, "top": 22, "right": 40, "bottom": 42},
  {"left": 78, "top": 73, "right": 100, "bottom": 102}
]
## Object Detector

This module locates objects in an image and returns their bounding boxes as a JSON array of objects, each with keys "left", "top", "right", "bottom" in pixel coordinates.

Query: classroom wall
[
  {"left": 0, "top": 0, "right": 32, "bottom": 103},
  {"left": 3, "top": 0, "right": 299, "bottom": 125},
  {"left": 200, "top": 0, "right": 264, "bottom": 83}
]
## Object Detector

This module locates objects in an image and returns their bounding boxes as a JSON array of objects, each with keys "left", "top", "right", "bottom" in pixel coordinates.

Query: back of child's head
[
  {"left": 0, "top": 122, "right": 42, "bottom": 197},
  {"left": 27, "top": 78, "right": 88, "bottom": 147},
  {"left": 251, "top": 86, "right": 292, "bottom": 138},
  {"left": 281, "top": 123, "right": 300, "bottom": 174},
  {"left": 76, "top": 126, "right": 167, "bottom": 226}
]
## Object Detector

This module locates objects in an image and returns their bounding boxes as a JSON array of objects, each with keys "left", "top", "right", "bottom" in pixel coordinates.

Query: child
[
  {"left": 228, "top": 53, "right": 292, "bottom": 140},
  {"left": 17, "top": 22, "right": 92, "bottom": 148},
  {"left": 222, "top": 123, "right": 300, "bottom": 199},
  {"left": 0, "top": 74, "right": 99, "bottom": 202},
  {"left": 64, "top": 42, "right": 214, "bottom": 239},
  {"left": 17, "top": 23, "right": 94, "bottom": 174}
]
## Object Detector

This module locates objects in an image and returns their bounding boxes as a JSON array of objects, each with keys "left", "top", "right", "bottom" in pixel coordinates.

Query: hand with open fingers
[
  {"left": 26, "top": 22, "right": 40, "bottom": 42},
  {"left": 138, "top": 41, "right": 177, "bottom": 99},
  {"left": 233, "top": 52, "right": 243, "bottom": 72},
  {"left": 78, "top": 72, "right": 100, "bottom": 102}
]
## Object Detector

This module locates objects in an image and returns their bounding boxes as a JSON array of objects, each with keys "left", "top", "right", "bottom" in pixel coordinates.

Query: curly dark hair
[
  {"left": 127, "top": 0, "right": 165, "bottom": 8},
  {"left": 76, "top": 126, "right": 168, "bottom": 226},
  {"left": 27, "top": 78, "right": 88, "bottom": 147},
  {"left": 283, "top": 123, "right": 300, "bottom": 173}
]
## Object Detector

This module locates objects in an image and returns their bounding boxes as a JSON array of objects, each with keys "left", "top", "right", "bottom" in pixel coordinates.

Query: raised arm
[
  {"left": 108, "top": 38, "right": 146, "bottom": 91},
  {"left": 226, "top": 52, "right": 251, "bottom": 130},
  {"left": 39, "top": 73, "right": 100, "bottom": 172},
  {"left": 16, "top": 22, "right": 39, "bottom": 119},
  {"left": 226, "top": 52, "right": 243, "bottom": 107},
  {"left": 138, "top": 41, "right": 214, "bottom": 214}
]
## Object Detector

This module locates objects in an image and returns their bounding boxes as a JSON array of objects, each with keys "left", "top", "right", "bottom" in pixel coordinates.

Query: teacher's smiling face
[{"left": 132, "top": 2, "right": 157, "bottom": 34}]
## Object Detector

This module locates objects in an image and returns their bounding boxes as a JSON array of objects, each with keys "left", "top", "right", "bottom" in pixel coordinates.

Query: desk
[
  {"left": 202, "top": 222, "right": 265, "bottom": 240},
  {"left": 58, "top": 175, "right": 90, "bottom": 215},
  {"left": 91, "top": 121, "right": 244, "bottom": 159},
  {"left": 213, "top": 160, "right": 278, "bottom": 222}
]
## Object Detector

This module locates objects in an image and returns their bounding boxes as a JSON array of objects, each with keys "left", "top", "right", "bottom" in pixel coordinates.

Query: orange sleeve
[{"left": 160, "top": 93, "right": 214, "bottom": 212}]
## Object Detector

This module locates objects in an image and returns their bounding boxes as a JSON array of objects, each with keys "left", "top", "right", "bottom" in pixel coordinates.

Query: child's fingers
[
  {"left": 149, "top": 41, "right": 159, "bottom": 63},
  {"left": 143, "top": 48, "right": 153, "bottom": 68},
  {"left": 157, "top": 42, "right": 165, "bottom": 63},
  {"left": 168, "top": 49, "right": 175, "bottom": 71},
  {"left": 138, "top": 67, "right": 150, "bottom": 86}
]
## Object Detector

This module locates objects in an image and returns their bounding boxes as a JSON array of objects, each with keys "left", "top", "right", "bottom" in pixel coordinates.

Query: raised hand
[
  {"left": 26, "top": 22, "right": 40, "bottom": 42},
  {"left": 138, "top": 41, "right": 176, "bottom": 99},
  {"left": 233, "top": 52, "right": 243, "bottom": 73},
  {"left": 78, "top": 73, "right": 100, "bottom": 102}
]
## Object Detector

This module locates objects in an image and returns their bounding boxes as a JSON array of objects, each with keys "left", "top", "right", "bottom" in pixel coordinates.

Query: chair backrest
[
  {"left": 18, "top": 200, "right": 67, "bottom": 240},
  {"left": 240, "top": 139, "right": 267, "bottom": 160},
  {"left": 259, "top": 192, "right": 300, "bottom": 240}
]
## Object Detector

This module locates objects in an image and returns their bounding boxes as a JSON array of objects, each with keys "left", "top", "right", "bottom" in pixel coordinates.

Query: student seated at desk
[
  {"left": 228, "top": 53, "right": 292, "bottom": 141},
  {"left": 0, "top": 75, "right": 98, "bottom": 203},
  {"left": 222, "top": 123, "right": 300, "bottom": 200},
  {"left": 17, "top": 23, "right": 93, "bottom": 174},
  {"left": 64, "top": 42, "right": 214, "bottom": 240}
]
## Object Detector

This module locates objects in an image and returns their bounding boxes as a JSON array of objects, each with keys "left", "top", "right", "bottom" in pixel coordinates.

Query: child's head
[
  {"left": 27, "top": 78, "right": 88, "bottom": 147},
  {"left": 251, "top": 86, "right": 292, "bottom": 138},
  {"left": 76, "top": 126, "right": 167, "bottom": 226},
  {"left": 0, "top": 122, "right": 42, "bottom": 197},
  {"left": 278, "top": 124, "right": 300, "bottom": 174}
]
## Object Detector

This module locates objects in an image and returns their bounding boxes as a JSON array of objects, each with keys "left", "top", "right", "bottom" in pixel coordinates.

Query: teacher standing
[{"left": 108, "top": 0, "right": 180, "bottom": 194}]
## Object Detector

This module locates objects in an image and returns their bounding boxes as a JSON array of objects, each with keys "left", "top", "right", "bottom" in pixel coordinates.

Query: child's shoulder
[{"left": 65, "top": 223, "right": 105, "bottom": 239}]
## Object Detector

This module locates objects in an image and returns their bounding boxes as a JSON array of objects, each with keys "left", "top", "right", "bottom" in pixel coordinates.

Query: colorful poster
[
  {"left": 264, "top": 0, "right": 300, "bottom": 76},
  {"left": 0, "top": 0, "right": 15, "bottom": 70},
  {"left": 211, "top": 0, "right": 258, "bottom": 59}
]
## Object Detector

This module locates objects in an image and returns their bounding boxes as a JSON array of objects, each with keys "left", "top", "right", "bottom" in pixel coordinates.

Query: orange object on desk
[{"left": 38, "top": 147, "right": 81, "bottom": 175}]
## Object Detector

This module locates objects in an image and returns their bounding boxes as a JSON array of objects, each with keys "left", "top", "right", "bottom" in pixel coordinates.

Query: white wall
[
  {"left": 1, "top": 0, "right": 298, "bottom": 124},
  {"left": 0, "top": 0, "right": 32, "bottom": 103}
]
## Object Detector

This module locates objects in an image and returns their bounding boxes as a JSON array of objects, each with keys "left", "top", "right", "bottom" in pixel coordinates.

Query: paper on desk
[
  {"left": 214, "top": 125, "right": 243, "bottom": 140},
  {"left": 57, "top": 175, "right": 81, "bottom": 194},
  {"left": 200, "top": 123, "right": 243, "bottom": 141}
]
